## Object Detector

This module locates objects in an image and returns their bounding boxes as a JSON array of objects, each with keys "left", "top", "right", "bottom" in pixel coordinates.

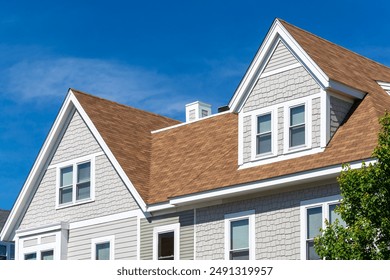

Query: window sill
[
  {"left": 56, "top": 198, "right": 94, "bottom": 210},
  {"left": 285, "top": 144, "right": 311, "bottom": 155},
  {"left": 252, "top": 152, "right": 277, "bottom": 162}
]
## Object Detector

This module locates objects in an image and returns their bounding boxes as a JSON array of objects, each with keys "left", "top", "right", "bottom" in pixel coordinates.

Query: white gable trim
[
  {"left": 228, "top": 19, "right": 329, "bottom": 112},
  {"left": 69, "top": 90, "right": 148, "bottom": 212},
  {"left": 1, "top": 90, "right": 148, "bottom": 241}
]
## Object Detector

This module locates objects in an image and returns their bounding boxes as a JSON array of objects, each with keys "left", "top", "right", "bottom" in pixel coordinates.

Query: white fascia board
[
  {"left": 327, "top": 79, "right": 366, "bottom": 99},
  {"left": 377, "top": 81, "right": 390, "bottom": 92},
  {"left": 1, "top": 89, "right": 149, "bottom": 241},
  {"left": 68, "top": 90, "right": 148, "bottom": 213},
  {"left": 1, "top": 92, "right": 75, "bottom": 242},
  {"left": 168, "top": 158, "right": 376, "bottom": 207},
  {"left": 228, "top": 19, "right": 329, "bottom": 112}
]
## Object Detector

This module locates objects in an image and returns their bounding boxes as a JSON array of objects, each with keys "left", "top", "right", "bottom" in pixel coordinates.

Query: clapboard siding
[
  {"left": 263, "top": 41, "right": 298, "bottom": 74},
  {"left": 140, "top": 210, "right": 194, "bottom": 260},
  {"left": 67, "top": 216, "right": 137, "bottom": 260}
]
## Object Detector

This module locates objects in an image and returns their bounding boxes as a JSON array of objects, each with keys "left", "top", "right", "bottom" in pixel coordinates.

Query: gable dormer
[{"left": 232, "top": 19, "right": 363, "bottom": 168}]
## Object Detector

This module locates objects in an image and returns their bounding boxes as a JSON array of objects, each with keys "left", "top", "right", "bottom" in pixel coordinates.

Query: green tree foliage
[{"left": 314, "top": 112, "right": 390, "bottom": 259}]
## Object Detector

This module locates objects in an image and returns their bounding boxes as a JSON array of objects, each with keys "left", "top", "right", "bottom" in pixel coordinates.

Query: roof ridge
[
  {"left": 278, "top": 19, "right": 390, "bottom": 73},
  {"left": 71, "top": 88, "right": 181, "bottom": 124}
]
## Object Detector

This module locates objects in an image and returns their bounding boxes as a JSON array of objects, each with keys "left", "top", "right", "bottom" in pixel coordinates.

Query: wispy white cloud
[{"left": 0, "top": 50, "right": 246, "bottom": 119}]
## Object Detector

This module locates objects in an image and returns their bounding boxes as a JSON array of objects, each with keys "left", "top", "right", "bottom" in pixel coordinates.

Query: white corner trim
[
  {"left": 152, "top": 223, "right": 180, "bottom": 260},
  {"left": 320, "top": 89, "right": 329, "bottom": 148}
]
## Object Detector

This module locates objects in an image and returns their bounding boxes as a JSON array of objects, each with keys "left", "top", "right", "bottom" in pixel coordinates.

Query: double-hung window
[
  {"left": 256, "top": 113, "right": 272, "bottom": 155},
  {"left": 289, "top": 104, "right": 305, "bottom": 148},
  {"left": 301, "top": 196, "right": 346, "bottom": 260},
  {"left": 153, "top": 224, "right": 180, "bottom": 260},
  {"left": 91, "top": 236, "right": 115, "bottom": 260},
  {"left": 225, "top": 210, "right": 255, "bottom": 260},
  {"left": 57, "top": 156, "right": 95, "bottom": 208}
]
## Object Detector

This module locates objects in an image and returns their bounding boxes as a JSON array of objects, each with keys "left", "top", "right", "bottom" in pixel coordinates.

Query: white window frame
[
  {"left": 19, "top": 232, "right": 61, "bottom": 260},
  {"left": 300, "top": 195, "right": 342, "bottom": 260},
  {"left": 224, "top": 210, "right": 255, "bottom": 260},
  {"left": 284, "top": 98, "right": 312, "bottom": 154},
  {"left": 55, "top": 154, "right": 96, "bottom": 209},
  {"left": 91, "top": 235, "right": 115, "bottom": 260},
  {"left": 251, "top": 108, "right": 277, "bottom": 161},
  {"left": 153, "top": 223, "right": 180, "bottom": 260}
]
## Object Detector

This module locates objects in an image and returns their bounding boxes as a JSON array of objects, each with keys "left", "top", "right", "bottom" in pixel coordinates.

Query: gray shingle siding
[
  {"left": 19, "top": 110, "right": 138, "bottom": 230},
  {"left": 195, "top": 181, "right": 340, "bottom": 260},
  {"left": 330, "top": 96, "right": 353, "bottom": 138},
  {"left": 243, "top": 66, "right": 320, "bottom": 113}
]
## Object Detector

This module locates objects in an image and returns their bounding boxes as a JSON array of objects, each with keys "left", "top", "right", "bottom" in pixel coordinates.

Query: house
[
  {"left": 1, "top": 18, "right": 390, "bottom": 260},
  {"left": 0, "top": 210, "right": 14, "bottom": 260}
]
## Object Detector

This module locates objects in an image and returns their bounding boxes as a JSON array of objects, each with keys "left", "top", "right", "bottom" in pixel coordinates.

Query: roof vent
[{"left": 185, "top": 101, "right": 212, "bottom": 122}]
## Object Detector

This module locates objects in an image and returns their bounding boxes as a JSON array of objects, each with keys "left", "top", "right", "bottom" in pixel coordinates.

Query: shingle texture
[
  {"left": 73, "top": 19, "right": 390, "bottom": 205},
  {"left": 0, "top": 210, "right": 10, "bottom": 232}
]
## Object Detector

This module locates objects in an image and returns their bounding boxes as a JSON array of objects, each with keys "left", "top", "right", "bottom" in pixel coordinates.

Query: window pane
[
  {"left": 231, "top": 219, "right": 249, "bottom": 250},
  {"left": 41, "top": 250, "right": 54, "bottom": 260},
  {"left": 307, "top": 207, "right": 322, "bottom": 239},
  {"left": 307, "top": 240, "right": 321, "bottom": 260},
  {"left": 60, "top": 186, "right": 72, "bottom": 204},
  {"left": 78, "top": 162, "right": 90, "bottom": 183},
  {"left": 258, "top": 114, "right": 271, "bottom": 134},
  {"left": 60, "top": 166, "right": 73, "bottom": 187},
  {"left": 230, "top": 249, "right": 249, "bottom": 260},
  {"left": 96, "top": 242, "right": 110, "bottom": 260},
  {"left": 257, "top": 134, "right": 272, "bottom": 154},
  {"left": 0, "top": 245, "right": 6, "bottom": 259},
  {"left": 290, "top": 125, "right": 305, "bottom": 147},
  {"left": 10, "top": 244, "right": 15, "bottom": 260},
  {"left": 329, "top": 204, "right": 346, "bottom": 227},
  {"left": 158, "top": 232, "right": 174, "bottom": 260},
  {"left": 290, "top": 105, "right": 305, "bottom": 126},
  {"left": 76, "top": 182, "right": 90, "bottom": 200},
  {"left": 25, "top": 253, "right": 37, "bottom": 260}
]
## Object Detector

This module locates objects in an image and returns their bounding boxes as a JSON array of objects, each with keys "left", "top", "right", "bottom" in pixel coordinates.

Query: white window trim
[
  {"left": 55, "top": 154, "right": 96, "bottom": 209},
  {"left": 91, "top": 235, "right": 115, "bottom": 260},
  {"left": 251, "top": 108, "right": 277, "bottom": 161},
  {"left": 18, "top": 231, "right": 62, "bottom": 260},
  {"left": 300, "top": 195, "right": 341, "bottom": 260},
  {"left": 224, "top": 210, "right": 255, "bottom": 260},
  {"left": 153, "top": 223, "right": 180, "bottom": 260},
  {"left": 284, "top": 98, "right": 312, "bottom": 154}
]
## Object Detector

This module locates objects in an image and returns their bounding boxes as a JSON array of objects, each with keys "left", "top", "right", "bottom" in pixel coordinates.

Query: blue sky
[{"left": 1, "top": 0, "right": 390, "bottom": 210}]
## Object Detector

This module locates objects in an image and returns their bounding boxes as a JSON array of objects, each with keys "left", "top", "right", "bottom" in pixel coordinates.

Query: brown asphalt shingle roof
[{"left": 74, "top": 19, "right": 390, "bottom": 205}]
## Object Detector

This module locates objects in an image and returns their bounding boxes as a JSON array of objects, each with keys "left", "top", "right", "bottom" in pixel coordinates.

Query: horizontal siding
[
  {"left": 263, "top": 41, "right": 298, "bottom": 74},
  {"left": 140, "top": 210, "right": 194, "bottom": 260},
  {"left": 67, "top": 216, "right": 137, "bottom": 260}
]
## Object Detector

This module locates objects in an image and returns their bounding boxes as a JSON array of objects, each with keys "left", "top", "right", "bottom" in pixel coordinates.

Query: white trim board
[
  {"left": 1, "top": 89, "right": 149, "bottom": 241},
  {"left": 168, "top": 158, "right": 376, "bottom": 207}
]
